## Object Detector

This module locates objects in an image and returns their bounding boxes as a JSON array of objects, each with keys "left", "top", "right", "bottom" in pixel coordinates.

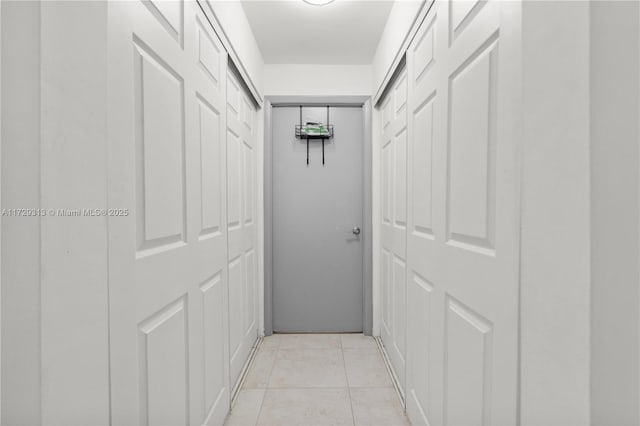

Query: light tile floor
[{"left": 225, "top": 334, "right": 409, "bottom": 426}]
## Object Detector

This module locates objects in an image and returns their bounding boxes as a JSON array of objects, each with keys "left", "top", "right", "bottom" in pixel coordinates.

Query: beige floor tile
[
  {"left": 275, "top": 333, "right": 341, "bottom": 349},
  {"left": 340, "top": 334, "right": 377, "bottom": 349},
  {"left": 225, "top": 389, "right": 265, "bottom": 426},
  {"left": 229, "top": 334, "right": 404, "bottom": 426},
  {"left": 260, "top": 335, "right": 280, "bottom": 350},
  {"left": 257, "top": 388, "right": 353, "bottom": 426},
  {"left": 343, "top": 348, "right": 393, "bottom": 388},
  {"left": 268, "top": 348, "right": 348, "bottom": 388},
  {"left": 244, "top": 348, "right": 278, "bottom": 389},
  {"left": 350, "top": 387, "right": 409, "bottom": 426}
]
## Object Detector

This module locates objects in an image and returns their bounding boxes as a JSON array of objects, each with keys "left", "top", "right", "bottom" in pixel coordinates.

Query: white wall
[
  {"left": 2, "top": 2, "right": 44, "bottom": 423},
  {"left": 590, "top": 2, "right": 640, "bottom": 424},
  {"left": 204, "top": 1, "right": 264, "bottom": 98},
  {"left": 2, "top": 1, "right": 111, "bottom": 424},
  {"left": 520, "top": 1, "right": 591, "bottom": 424},
  {"left": 40, "top": 2, "right": 110, "bottom": 423},
  {"left": 521, "top": 3, "right": 640, "bottom": 424},
  {"left": 264, "top": 64, "right": 372, "bottom": 96},
  {"left": 371, "top": 0, "right": 425, "bottom": 97}
]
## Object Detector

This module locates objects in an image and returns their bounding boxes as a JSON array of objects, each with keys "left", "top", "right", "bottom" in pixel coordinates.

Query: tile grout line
[
  {"left": 253, "top": 336, "right": 281, "bottom": 426},
  {"left": 340, "top": 336, "right": 357, "bottom": 426}
]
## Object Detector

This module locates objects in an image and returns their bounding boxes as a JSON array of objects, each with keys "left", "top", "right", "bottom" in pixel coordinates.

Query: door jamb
[{"left": 263, "top": 95, "right": 373, "bottom": 335}]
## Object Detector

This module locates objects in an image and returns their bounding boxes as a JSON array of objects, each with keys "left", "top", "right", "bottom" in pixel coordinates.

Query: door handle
[{"left": 352, "top": 227, "right": 361, "bottom": 235}]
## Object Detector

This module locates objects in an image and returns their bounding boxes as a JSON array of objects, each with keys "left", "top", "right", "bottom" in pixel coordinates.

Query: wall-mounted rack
[{"left": 295, "top": 106, "right": 333, "bottom": 166}]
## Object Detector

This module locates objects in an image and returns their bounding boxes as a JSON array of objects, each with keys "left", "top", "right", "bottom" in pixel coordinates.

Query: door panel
[
  {"left": 447, "top": 35, "right": 497, "bottom": 252},
  {"left": 108, "top": 2, "right": 231, "bottom": 424},
  {"left": 380, "top": 68, "right": 408, "bottom": 393},
  {"left": 444, "top": 296, "right": 493, "bottom": 426},
  {"left": 200, "top": 273, "right": 226, "bottom": 417},
  {"left": 227, "top": 70, "right": 258, "bottom": 391},
  {"left": 133, "top": 37, "right": 185, "bottom": 253},
  {"left": 405, "top": 1, "right": 520, "bottom": 424},
  {"left": 272, "top": 107, "right": 364, "bottom": 333},
  {"left": 139, "top": 297, "right": 189, "bottom": 426}
]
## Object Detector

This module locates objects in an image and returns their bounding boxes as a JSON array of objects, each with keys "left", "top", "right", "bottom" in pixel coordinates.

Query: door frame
[{"left": 263, "top": 95, "right": 373, "bottom": 335}]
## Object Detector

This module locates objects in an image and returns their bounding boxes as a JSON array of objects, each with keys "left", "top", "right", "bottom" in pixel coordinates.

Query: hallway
[
  {"left": 225, "top": 334, "right": 408, "bottom": 425},
  {"left": 3, "top": 1, "right": 640, "bottom": 425}
]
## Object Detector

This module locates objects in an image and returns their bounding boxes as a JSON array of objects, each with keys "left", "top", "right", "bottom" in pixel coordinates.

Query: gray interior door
[{"left": 272, "top": 106, "right": 364, "bottom": 332}]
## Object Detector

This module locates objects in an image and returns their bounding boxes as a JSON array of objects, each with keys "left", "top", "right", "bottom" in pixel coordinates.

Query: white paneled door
[
  {"left": 380, "top": 67, "right": 409, "bottom": 394},
  {"left": 404, "top": 0, "right": 521, "bottom": 425},
  {"left": 108, "top": 1, "right": 234, "bottom": 425},
  {"left": 226, "top": 69, "right": 259, "bottom": 391}
]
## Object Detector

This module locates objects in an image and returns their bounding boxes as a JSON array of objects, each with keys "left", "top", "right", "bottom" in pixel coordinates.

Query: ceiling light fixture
[{"left": 303, "top": 0, "right": 335, "bottom": 6}]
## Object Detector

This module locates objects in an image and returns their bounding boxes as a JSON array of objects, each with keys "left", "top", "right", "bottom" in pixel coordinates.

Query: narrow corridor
[
  {"left": 225, "top": 334, "right": 409, "bottom": 425},
  {"left": 4, "top": 2, "right": 639, "bottom": 425}
]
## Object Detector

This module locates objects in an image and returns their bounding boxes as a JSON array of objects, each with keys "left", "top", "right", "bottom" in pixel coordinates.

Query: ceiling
[{"left": 241, "top": 1, "right": 395, "bottom": 65}]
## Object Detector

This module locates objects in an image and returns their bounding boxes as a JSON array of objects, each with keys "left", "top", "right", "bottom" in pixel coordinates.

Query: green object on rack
[{"left": 304, "top": 122, "right": 329, "bottom": 136}]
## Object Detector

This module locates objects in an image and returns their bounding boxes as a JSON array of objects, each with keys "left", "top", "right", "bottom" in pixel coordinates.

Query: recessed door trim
[{"left": 263, "top": 95, "right": 373, "bottom": 335}]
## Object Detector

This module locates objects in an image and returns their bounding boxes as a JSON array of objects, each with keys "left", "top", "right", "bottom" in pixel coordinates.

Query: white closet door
[
  {"left": 107, "top": 1, "right": 230, "bottom": 425},
  {"left": 405, "top": 0, "right": 521, "bottom": 424},
  {"left": 226, "top": 69, "right": 259, "bottom": 391},
  {"left": 380, "top": 67, "right": 409, "bottom": 394}
]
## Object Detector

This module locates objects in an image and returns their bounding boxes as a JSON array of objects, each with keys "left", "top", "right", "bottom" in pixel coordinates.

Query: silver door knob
[{"left": 352, "top": 227, "right": 361, "bottom": 235}]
